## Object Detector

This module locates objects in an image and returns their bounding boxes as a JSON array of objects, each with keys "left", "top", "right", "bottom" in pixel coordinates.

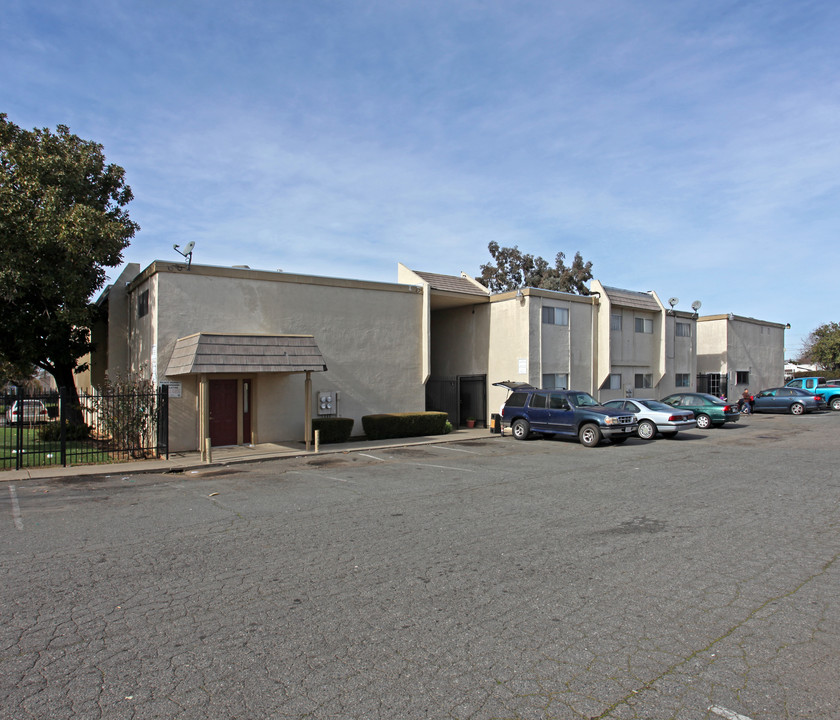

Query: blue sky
[{"left": 4, "top": 0, "right": 839, "bottom": 354}]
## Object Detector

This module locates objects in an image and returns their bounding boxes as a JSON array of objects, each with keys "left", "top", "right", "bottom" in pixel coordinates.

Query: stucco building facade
[{"left": 91, "top": 260, "right": 786, "bottom": 451}]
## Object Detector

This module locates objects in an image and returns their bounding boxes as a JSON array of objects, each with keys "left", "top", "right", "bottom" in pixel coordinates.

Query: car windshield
[
  {"left": 637, "top": 400, "right": 674, "bottom": 412},
  {"left": 568, "top": 392, "right": 599, "bottom": 407}
]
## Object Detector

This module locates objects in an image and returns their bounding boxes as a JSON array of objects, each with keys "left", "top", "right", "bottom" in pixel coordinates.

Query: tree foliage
[
  {"left": 800, "top": 322, "right": 840, "bottom": 371},
  {"left": 0, "top": 113, "right": 138, "bottom": 408},
  {"left": 478, "top": 242, "right": 593, "bottom": 294}
]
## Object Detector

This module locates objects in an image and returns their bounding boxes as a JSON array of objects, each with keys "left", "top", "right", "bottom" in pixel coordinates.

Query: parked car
[
  {"left": 602, "top": 398, "right": 696, "bottom": 440},
  {"left": 497, "top": 384, "right": 637, "bottom": 447},
  {"left": 784, "top": 377, "right": 840, "bottom": 411},
  {"left": 661, "top": 393, "right": 740, "bottom": 429},
  {"left": 5, "top": 399, "right": 50, "bottom": 424},
  {"left": 752, "top": 387, "right": 825, "bottom": 415}
]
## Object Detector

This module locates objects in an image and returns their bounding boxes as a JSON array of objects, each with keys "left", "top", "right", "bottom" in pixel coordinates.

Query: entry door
[{"left": 209, "top": 379, "right": 238, "bottom": 446}]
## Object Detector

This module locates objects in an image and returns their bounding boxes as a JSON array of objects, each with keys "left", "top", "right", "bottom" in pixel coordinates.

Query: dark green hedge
[
  {"left": 361, "top": 412, "right": 448, "bottom": 440},
  {"left": 311, "top": 417, "right": 354, "bottom": 444}
]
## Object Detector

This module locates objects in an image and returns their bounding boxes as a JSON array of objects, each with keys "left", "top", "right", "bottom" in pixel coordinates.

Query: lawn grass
[{"left": 0, "top": 426, "right": 113, "bottom": 470}]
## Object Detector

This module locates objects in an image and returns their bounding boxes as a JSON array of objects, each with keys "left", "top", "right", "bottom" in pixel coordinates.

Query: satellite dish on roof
[
  {"left": 691, "top": 300, "right": 702, "bottom": 312},
  {"left": 668, "top": 297, "right": 679, "bottom": 308},
  {"left": 173, "top": 241, "right": 196, "bottom": 269}
]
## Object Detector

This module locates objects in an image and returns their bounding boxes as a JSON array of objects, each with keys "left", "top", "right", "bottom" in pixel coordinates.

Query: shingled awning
[{"left": 165, "top": 333, "right": 327, "bottom": 376}]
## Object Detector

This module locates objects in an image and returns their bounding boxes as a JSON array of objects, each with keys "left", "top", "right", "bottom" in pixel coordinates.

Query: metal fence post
[
  {"left": 15, "top": 386, "right": 23, "bottom": 471},
  {"left": 157, "top": 384, "right": 169, "bottom": 460}
]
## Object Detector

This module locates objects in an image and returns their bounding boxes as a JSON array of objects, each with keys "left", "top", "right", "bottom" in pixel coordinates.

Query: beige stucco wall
[
  {"left": 697, "top": 315, "right": 786, "bottom": 399},
  {"left": 484, "top": 290, "right": 596, "bottom": 415},
  {"left": 122, "top": 263, "right": 424, "bottom": 451},
  {"left": 592, "top": 281, "right": 668, "bottom": 401},
  {"left": 660, "top": 313, "right": 697, "bottom": 397}
]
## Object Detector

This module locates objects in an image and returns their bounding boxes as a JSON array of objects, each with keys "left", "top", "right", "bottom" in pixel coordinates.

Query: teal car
[{"left": 661, "top": 393, "right": 740, "bottom": 429}]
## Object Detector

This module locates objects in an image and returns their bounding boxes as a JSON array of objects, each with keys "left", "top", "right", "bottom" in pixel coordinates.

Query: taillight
[{"left": 724, "top": 405, "right": 734, "bottom": 412}]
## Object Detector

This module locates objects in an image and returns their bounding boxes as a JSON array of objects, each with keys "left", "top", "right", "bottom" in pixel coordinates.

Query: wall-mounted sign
[{"left": 159, "top": 381, "right": 182, "bottom": 398}]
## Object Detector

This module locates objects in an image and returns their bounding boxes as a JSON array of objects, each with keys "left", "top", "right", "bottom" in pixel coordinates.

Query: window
[
  {"left": 610, "top": 314, "right": 622, "bottom": 331},
  {"left": 505, "top": 392, "right": 528, "bottom": 408},
  {"left": 602, "top": 373, "right": 621, "bottom": 390},
  {"left": 635, "top": 373, "right": 652, "bottom": 389},
  {"left": 542, "top": 373, "right": 568, "bottom": 390},
  {"left": 676, "top": 373, "right": 690, "bottom": 387},
  {"left": 529, "top": 393, "right": 548, "bottom": 408},
  {"left": 549, "top": 394, "right": 570, "bottom": 410},
  {"left": 635, "top": 317, "right": 653, "bottom": 334},
  {"left": 137, "top": 289, "right": 149, "bottom": 319},
  {"left": 736, "top": 371, "right": 750, "bottom": 384},
  {"left": 542, "top": 306, "right": 569, "bottom": 326},
  {"left": 676, "top": 322, "right": 691, "bottom": 337}
]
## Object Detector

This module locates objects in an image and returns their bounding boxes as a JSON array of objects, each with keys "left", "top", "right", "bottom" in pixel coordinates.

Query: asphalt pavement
[{"left": 2, "top": 412, "right": 839, "bottom": 719}]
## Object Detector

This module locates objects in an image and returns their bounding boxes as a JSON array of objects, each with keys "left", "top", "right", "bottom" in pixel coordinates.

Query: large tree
[
  {"left": 799, "top": 322, "right": 840, "bottom": 372},
  {"left": 0, "top": 114, "right": 138, "bottom": 410},
  {"left": 478, "top": 241, "right": 593, "bottom": 294}
]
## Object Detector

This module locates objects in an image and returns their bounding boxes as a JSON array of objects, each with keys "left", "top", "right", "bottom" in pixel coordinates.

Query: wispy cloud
[{"left": 3, "top": 0, "right": 839, "bottom": 349}]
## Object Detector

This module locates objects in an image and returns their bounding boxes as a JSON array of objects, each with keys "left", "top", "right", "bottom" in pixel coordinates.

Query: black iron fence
[{"left": 1, "top": 386, "right": 169, "bottom": 471}]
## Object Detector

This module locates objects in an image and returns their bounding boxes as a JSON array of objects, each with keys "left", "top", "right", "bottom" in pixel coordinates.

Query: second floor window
[
  {"left": 676, "top": 322, "right": 691, "bottom": 337},
  {"left": 137, "top": 290, "right": 149, "bottom": 319},
  {"left": 542, "top": 306, "right": 569, "bottom": 326},
  {"left": 635, "top": 317, "right": 653, "bottom": 334}
]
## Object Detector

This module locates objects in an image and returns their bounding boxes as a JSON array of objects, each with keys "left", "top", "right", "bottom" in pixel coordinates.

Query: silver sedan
[{"left": 603, "top": 398, "right": 697, "bottom": 440}]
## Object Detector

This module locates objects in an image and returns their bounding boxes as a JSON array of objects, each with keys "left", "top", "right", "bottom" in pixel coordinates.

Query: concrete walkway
[{"left": 1, "top": 426, "right": 501, "bottom": 482}]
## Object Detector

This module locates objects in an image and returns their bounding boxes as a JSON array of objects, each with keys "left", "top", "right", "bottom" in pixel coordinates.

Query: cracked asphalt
[{"left": 2, "top": 412, "right": 839, "bottom": 719}]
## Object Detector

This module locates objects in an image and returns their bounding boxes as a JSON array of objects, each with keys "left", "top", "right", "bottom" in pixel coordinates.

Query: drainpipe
[{"left": 589, "top": 292, "right": 600, "bottom": 396}]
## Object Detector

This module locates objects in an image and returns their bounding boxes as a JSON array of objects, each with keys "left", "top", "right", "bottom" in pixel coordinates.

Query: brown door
[{"left": 209, "top": 379, "right": 238, "bottom": 446}]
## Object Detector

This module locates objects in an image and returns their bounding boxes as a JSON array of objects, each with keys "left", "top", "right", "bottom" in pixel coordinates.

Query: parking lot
[{"left": 2, "top": 412, "right": 839, "bottom": 719}]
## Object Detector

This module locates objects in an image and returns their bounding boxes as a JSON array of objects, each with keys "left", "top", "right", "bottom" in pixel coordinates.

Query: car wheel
[
  {"left": 578, "top": 423, "right": 601, "bottom": 447},
  {"left": 511, "top": 419, "right": 530, "bottom": 440},
  {"left": 831, "top": 397, "right": 840, "bottom": 411},
  {"left": 790, "top": 402, "right": 805, "bottom": 415},
  {"left": 695, "top": 413, "right": 712, "bottom": 429},
  {"left": 637, "top": 420, "right": 656, "bottom": 440}
]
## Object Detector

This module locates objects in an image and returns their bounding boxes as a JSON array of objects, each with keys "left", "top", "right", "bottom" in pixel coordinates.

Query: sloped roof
[
  {"left": 165, "top": 333, "right": 327, "bottom": 375},
  {"left": 601, "top": 286, "right": 660, "bottom": 312},
  {"left": 411, "top": 271, "right": 488, "bottom": 296}
]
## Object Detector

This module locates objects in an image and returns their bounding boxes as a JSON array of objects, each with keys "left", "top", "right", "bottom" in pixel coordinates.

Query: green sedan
[{"left": 661, "top": 393, "right": 741, "bottom": 429}]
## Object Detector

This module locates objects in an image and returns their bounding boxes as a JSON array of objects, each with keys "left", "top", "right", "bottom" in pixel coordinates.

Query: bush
[
  {"left": 40, "top": 422, "right": 90, "bottom": 441},
  {"left": 361, "top": 412, "right": 448, "bottom": 440},
  {"left": 311, "top": 417, "right": 354, "bottom": 444}
]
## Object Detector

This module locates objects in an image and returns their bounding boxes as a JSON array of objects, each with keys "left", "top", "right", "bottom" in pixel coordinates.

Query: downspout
[{"left": 589, "top": 292, "right": 600, "bottom": 396}]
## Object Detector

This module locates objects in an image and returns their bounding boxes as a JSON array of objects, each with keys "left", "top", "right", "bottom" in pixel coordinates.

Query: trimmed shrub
[
  {"left": 40, "top": 422, "right": 91, "bottom": 442},
  {"left": 361, "top": 412, "right": 448, "bottom": 440},
  {"left": 311, "top": 417, "right": 354, "bottom": 444}
]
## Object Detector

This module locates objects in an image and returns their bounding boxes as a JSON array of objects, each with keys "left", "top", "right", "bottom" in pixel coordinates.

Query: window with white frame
[
  {"left": 542, "top": 306, "right": 569, "bottom": 326},
  {"left": 634, "top": 317, "right": 653, "bottom": 334},
  {"left": 602, "top": 373, "right": 621, "bottom": 390},
  {"left": 542, "top": 373, "right": 569, "bottom": 390},
  {"left": 676, "top": 373, "right": 691, "bottom": 387},
  {"left": 676, "top": 322, "right": 691, "bottom": 337},
  {"left": 610, "top": 314, "right": 622, "bottom": 331},
  {"left": 635, "top": 373, "right": 653, "bottom": 389}
]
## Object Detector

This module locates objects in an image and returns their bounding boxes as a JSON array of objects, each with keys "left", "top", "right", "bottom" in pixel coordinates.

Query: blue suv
[{"left": 497, "top": 383, "right": 637, "bottom": 447}]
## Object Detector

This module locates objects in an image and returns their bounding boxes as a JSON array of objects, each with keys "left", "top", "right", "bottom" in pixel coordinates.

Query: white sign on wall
[
  {"left": 159, "top": 381, "right": 182, "bottom": 398},
  {"left": 518, "top": 358, "right": 528, "bottom": 375}
]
